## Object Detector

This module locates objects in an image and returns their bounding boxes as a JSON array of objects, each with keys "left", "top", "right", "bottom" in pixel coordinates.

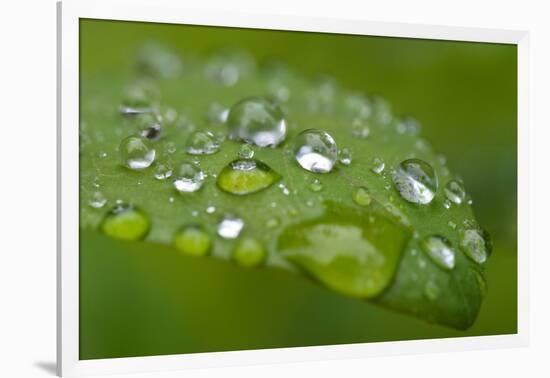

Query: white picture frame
[{"left": 57, "top": 0, "right": 529, "bottom": 376}]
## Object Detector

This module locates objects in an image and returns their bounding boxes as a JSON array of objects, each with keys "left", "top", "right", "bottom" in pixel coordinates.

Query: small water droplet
[
  {"left": 344, "top": 93, "right": 372, "bottom": 119},
  {"left": 173, "top": 225, "right": 212, "bottom": 257},
  {"left": 173, "top": 162, "right": 205, "bottom": 193},
  {"left": 205, "top": 50, "right": 255, "bottom": 86},
  {"left": 443, "top": 199, "right": 451, "bottom": 209},
  {"left": 459, "top": 229, "right": 491, "bottom": 264},
  {"left": 352, "top": 187, "right": 372, "bottom": 206},
  {"left": 88, "top": 191, "right": 107, "bottom": 208},
  {"left": 467, "top": 198, "right": 473, "bottom": 205},
  {"left": 338, "top": 148, "right": 352, "bottom": 166},
  {"left": 165, "top": 141, "right": 177, "bottom": 154},
  {"left": 217, "top": 159, "right": 280, "bottom": 195},
  {"left": 448, "top": 220, "right": 457, "bottom": 229},
  {"left": 185, "top": 130, "right": 220, "bottom": 155},
  {"left": 217, "top": 214, "right": 244, "bottom": 239},
  {"left": 424, "top": 280, "right": 440, "bottom": 301},
  {"left": 350, "top": 118, "right": 370, "bottom": 139},
  {"left": 99, "top": 203, "right": 150, "bottom": 240},
  {"left": 140, "top": 123, "right": 162, "bottom": 141},
  {"left": 278, "top": 183, "right": 290, "bottom": 196},
  {"left": 420, "top": 235, "right": 455, "bottom": 270},
  {"left": 444, "top": 179, "right": 466, "bottom": 205},
  {"left": 308, "top": 177, "right": 323, "bottom": 192},
  {"left": 205, "top": 205, "right": 216, "bottom": 214},
  {"left": 120, "top": 79, "right": 159, "bottom": 112},
  {"left": 238, "top": 144, "right": 255, "bottom": 159},
  {"left": 266, "top": 217, "right": 280, "bottom": 228},
  {"left": 232, "top": 237, "right": 266, "bottom": 267},
  {"left": 396, "top": 117, "right": 420, "bottom": 135},
  {"left": 168, "top": 196, "right": 175, "bottom": 203},
  {"left": 136, "top": 42, "right": 183, "bottom": 79},
  {"left": 371, "top": 157, "right": 385, "bottom": 174},
  {"left": 293, "top": 129, "right": 338, "bottom": 173},
  {"left": 99, "top": 151, "right": 108, "bottom": 159},
  {"left": 392, "top": 159, "right": 438, "bottom": 205},
  {"left": 153, "top": 162, "right": 173, "bottom": 180},
  {"left": 227, "top": 97, "right": 287, "bottom": 147},
  {"left": 206, "top": 102, "right": 229, "bottom": 124},
  {"left": 119, "top": 136, "right": 156, "bottom": 170}
]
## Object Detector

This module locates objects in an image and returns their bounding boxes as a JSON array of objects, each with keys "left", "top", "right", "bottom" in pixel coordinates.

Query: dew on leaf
[
  {"left": 424, "top": 280, "right": 440, "bottom": 301},
  {"left": 153, "top": 162, "right": 173, "bottom": 180},
  {"left": 227, "top": 97, "right": 287, "bottom": 147},
  {"left": 173, "top": 162, "right": 205, "bottom": 193},
  {"left": 205, "top": 50, "right": 256, "bottom": 87},
  {"left": 293, "top": 129, "right": 338, "bottom": 173},
  {"left": 444, "top": 179, "right": 466, "bottom": 205},
  {"left": 308, "top": 177, "right": 323, "bottom": 192},
  {"left": 88, "top": 191, "right": 107, "bottom": 209},
  {"left": 396, "top": 116, "right": 420, "bottom": 135},
  {"left": 205, "top": 205, "right": 216, "bottom": 214},
  {"left": 119, "top": 136, "right": 156, "bottom": 170},
  {"left": 185, "top": 130, "right": 220, "bottom": 155},
  {"left": 217, "top": 159, "right": 280, "bottom": 195},
  {"left": 238, "top": 144, "right": 255, "bottom": 159},
  {"left": 173, "top": 225, "right": 212, "bottom": 257},
  {"left": 459, "top": 229, "right": 491, "bottom": 264},
  {"left": 120, "top": 79, "right": 159, "bottom": 113},
  {"left": 371, "top": 157, "right": 385, "bottom": 174},
  {"left": 217, "top": 214, "right": 244, "bottom": 239},
  {"left": 420, "top": 235, "right": 455, "bottom": 270},
  {"left": 350, "top": 118, "right": 371, "bottom": 139},
  {"left": 392, "top": 158, "right": 438, "bottom": 205},
  {"left": 136, "top": 42, "right": 183, "bottom": 79},
  {"left": 206, "top": 102, "right": 229, "bottom": 124},
  {"left": 232, "top": 237, "right": 266, "bottom": 267},
  {"left": 338, "top": 148, "right": 352, "bottom": 165},
  {"left": 99, "top": 203, "right": 150, "bottom": 241},
  {"left": 352, "top": 187, "right": 372, "bottom": 207}
]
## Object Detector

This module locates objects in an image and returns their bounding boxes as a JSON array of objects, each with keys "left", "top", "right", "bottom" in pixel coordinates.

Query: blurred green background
[{"left": 79, "top": 19, "right": 517, "bottom": 359}]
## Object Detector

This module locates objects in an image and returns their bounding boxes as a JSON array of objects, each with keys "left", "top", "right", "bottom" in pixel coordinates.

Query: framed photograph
[{"left": 57, "top": 0, "right": 529, "bottom": 376}]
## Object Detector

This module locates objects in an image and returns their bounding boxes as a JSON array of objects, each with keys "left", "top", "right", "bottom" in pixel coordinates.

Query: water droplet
[
  {"left": 119, "top": 136, "right": 156, "bottom": 170},
  {"left": 420, "top": 235, "right": 455, "bottom": 270},
  {"left": 308, "top": 177, "right": 323, "bottom": 192},
  {"left": 165, "top": 141, "right": 177, "bottom": 154},
  {"left": 173, "top": 225, "right": 211, "bottom": 257},
  {"left": 140, "top": 124, "right": 162, "bottom": 141},
  {"left": 136, "top": 42, "right": 183, "bottom": 79},
  {"left": 173, "top": 162, "right": 205, "bottom": 193},
  {"left": 238, "top": 144, "right": 255, "bottom": 159},
  {"left": 120, "top": 79, "right": 159, "bottom": 112},
  {"left": 88, "top": 191, "right": 107, "bottom": 209},
  {"left": 293, "top": 129, "right": 337, "bottom": 173},
  {"left": 227, "top": 97, "right": 287, "bottom": 147},
  {"left": 424, "top": 280, "right": 440, "bottom": 301},
  {"left": 267, "top": 79, "right": 291, "bottom": 103},
  {"left": 99, "top": 203, "right": 150, "bottom": 240},
  {"left": 396, "top": 117, "right": 420, "bottom": 135},
  {"left": 444, "top": 179, "right": 466, "bottom": 205},
  {"left": 185, "top": 130, "right": 220, "bottom": 155},
  {"left": 217, "top": 159, "right": 280, "bottom": 195},
  {"left": 352, "top": 187, "right": 372, "bottom": 207},
  {"left": 168, "top": 196, "right": 175, "bottom": 203},
  {"left": 448, "top": 220, "right": 457, "bottom": 229},
  {"left": 232, "top": 238, "right": 266, "bottom": 267},
  {"left": 217, "top": 214, "right": 244, "bottom": 239},
  {"left": 350, "top": 118, "right": 371, "bottom": 139},
  {"left": 205, "top": 50, "right": 256, "bottom": 86},
  {"left": 206, "top": 102, "right": 229, "bottom": 124},
  {"left": 443, "top": 199, "right": 451, "bottom": 209},
  {"left": 277, "top": 205, "right": 409, "bottom": 298},
  {"left": 153, "top": 162, "right": 173, "bottom": 180},
  {"left": 278, "top": 183, "right": 290, "bottom": 196},
  {"left": 392, "top": 159, "right": 438, "bottom": 205},
  {"left": 205, "top": 205, "right": 216, "bottom": 214},
  {"left": 266, "top": 217, "right": 280, "bottom": 228},
  {"left": 99, "top": 151, "right": 108, "bottom": 159},
  {"left": 338, "top": 148, "right": 352, "bottom": 166},
  {"left": 371, "top": 157, "right": 385, "bottom": 174},
  {"left": 344, "top": 93, "right": 372, "bottom": 119},
  {"left": 459, "top": 229, "right": 491, "bottom": 264}
]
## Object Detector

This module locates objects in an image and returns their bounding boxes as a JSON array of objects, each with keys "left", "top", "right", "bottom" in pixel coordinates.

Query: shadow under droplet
[{"left": 34, "top": 361, "right": 56, "bottom": 376}]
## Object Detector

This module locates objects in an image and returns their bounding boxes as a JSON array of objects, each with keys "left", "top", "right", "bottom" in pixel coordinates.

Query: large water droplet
[
  {"left": 217, "top": 159, "right": 280, "bottom": 195},
  {"left": 99, "top": 203, "right": 150, "bottom": 240},
  {"left": 293, "top": 129, "right": 338, "bottom": 173},
  {"left": 173, "top": 224, "right": 212, "bottom": 257},
  {"left": 277, "top": 204, "right": 410, "bottom": 298},
  {"left": 119, "top": 136, "right": 156, "bottom": 170},
  {"left": 232, "top": 237, "right": 266, "bottom": 267},
  {"left": 392, "top": 159, "right": 438, "bottom": 204},
  {"left": 173, "top": 162, "right": 205, "bottom": 193},
  {"left": 217, "top": 214, "right": 244, "bottom": 239},
  {"left": 444, "top": 179, "right": 466, "bottom": 205},
  {"left": 420, "top": 235, "right": 455, "bottom": 270},
  {"left": 459, "top": 229, "right": 491, "bottom": 264},
  {"left": 226, "top": 97, "right": 287, "bottom": 147},
  {"left": 185, "top": 130, "right": 220, "bottom": 155},
  {"left": 352, "top": 187, "right": 372, "bottom": 207}
]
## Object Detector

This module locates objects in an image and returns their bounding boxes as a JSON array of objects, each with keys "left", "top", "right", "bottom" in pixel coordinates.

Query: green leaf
[{"left": 80, "top": 45, "right": 489, "bottom": 330}]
